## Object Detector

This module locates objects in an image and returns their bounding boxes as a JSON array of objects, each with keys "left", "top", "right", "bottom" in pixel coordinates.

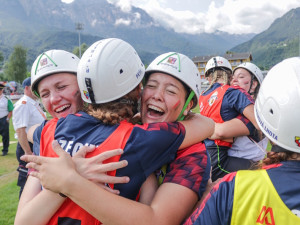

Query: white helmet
[
  {"left": 233, "top": 62, "right": 263, "bottom": 84},
  {"left": 145, "top": 52, "right": 201, "bottom": 108},
  {"left": 77, "top": 38, "right": 145, "bottom": 104},
  {"left": 205, "top": 56, "right": 232, "bottom": 77},
  {"left": 254, "top": 57, "right": 300, "bottom": 153},
  {"left": 31, "top": 50, "right": 79, "bottom": 95}
]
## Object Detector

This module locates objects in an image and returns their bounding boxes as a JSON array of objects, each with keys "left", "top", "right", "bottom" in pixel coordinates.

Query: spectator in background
[
  {"left": 0, "top": 82, "right": 13, "bottom": 156},
  {"left": 12, "top": 77, "right": 46, "bottom": 198}
]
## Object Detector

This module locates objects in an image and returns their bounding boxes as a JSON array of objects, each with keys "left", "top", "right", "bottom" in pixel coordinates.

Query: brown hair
[
  {"left": 262, "top": 151, "right": 300, "bottom": 166},
  {"left": 253, "top": 151, "right": 300, "bottom": 169},
  {"left": 85, "top": 87, "right": 140, "bottom": 125}
]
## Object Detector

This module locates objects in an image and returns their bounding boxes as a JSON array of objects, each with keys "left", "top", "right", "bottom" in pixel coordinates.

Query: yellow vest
[{"left": 231, "top": 170, "right": 300, "bottom": 225}]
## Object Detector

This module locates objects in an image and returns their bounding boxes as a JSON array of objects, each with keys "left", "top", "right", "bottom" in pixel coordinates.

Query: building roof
[{"left": 192, "top": 52, "right": 252, "bottom": 62}]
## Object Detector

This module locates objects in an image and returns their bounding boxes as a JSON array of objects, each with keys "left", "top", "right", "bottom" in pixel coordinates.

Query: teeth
[
  {"left": 55, "top": 104, "right": 70, "bottom": 113},
  {"left": 148, "top": 105, "right": 164, "bottom": 113}
]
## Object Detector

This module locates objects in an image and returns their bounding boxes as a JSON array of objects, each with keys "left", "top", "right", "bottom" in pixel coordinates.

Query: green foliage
[
  {"left": 4, "top": 45, "right": 27, "bottom": 83},
  {"left": 0, "top": 51, "right": 3, "bottom": 64},
  {"left": 0, "top": 72, "right": 5, "bottom": 81},
  {"left": 73, "top": 43, "right": 89, "bottom": 58}
]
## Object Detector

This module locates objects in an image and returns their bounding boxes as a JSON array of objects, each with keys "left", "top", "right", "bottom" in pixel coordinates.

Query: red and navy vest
[
  {"left": 199, "top": 84, "right": 232, "bottom": 147},
  {"left": 40, "top": 118, "right": 134, "bottom": 225}
]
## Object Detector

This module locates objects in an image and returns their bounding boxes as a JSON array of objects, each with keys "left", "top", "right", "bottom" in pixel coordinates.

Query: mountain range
[
  {"left": 0, "top": 0, "right": 299, "bottom": 69},
  {"left": 231, "top": 7, "right": 300, "bottom": 69}
]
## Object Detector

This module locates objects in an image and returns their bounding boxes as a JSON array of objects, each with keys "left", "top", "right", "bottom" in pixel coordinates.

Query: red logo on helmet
[
  {"left": 167, "top": 57, "right": 177, "bottom": 64},
  {"left": 40, "top": 58, "right": 48, "bottom": 66},
  {"left": 295, "top": 136, "right": 300, "bottom": 147}
]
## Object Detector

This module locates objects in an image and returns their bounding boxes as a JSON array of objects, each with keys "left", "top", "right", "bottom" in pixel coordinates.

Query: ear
[
  {"left": 183, "top": 100, "right": 194, "bottom": 116},
  {"left": 250, "top": 80, "right": 258, "bottom": 93},
  {"left": 24, "top": 86, "right": 29, "bottom": 93}
]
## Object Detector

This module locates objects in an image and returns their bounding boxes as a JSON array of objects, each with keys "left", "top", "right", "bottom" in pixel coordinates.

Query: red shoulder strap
[
  {"left": 86, "top": 120, "right": 134, "bottom": 189},
  {"left": 40, "top": 118, "right": 59, "bottom": 157}
]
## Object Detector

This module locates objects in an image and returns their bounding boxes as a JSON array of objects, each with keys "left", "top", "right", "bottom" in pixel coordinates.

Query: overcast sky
[{"left": 62, "top": 0, "right": 300, "bottom": 34}]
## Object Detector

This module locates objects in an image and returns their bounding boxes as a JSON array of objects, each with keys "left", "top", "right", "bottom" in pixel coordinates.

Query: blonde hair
[
  {"left": 86, "top": 87, "right": 139, "bottom": 125},
  {"left": 203, "top": 69, "right": 232, "bottom": 94}
]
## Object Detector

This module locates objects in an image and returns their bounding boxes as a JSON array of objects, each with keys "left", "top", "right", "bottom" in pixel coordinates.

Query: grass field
[
  {"left": 0, "top": 103, "right": 53, "bottom": 225},
  {"left": 0, "top": 120, "right": 19, "bottom": 225}
]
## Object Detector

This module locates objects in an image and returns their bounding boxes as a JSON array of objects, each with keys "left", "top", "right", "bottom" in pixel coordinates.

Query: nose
[
  {"left": 50, "top": 91, "right": 62, "bottom": 104},
  {"left": 152, "top": 88, "right": 164, "bottom": 101},
  {"left": 231, "top": 75, "right": 238, "bottom": 84}
]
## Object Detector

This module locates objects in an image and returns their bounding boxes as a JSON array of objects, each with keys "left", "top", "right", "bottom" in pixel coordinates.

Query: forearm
[
  {"left": 27, "top": 124, "right": 41, "bottom": 144},
  {"left": 15, "top": 178, "right": 65, "bottom": 225},
  {"left": 211, "top": 119, "right": 249, "bottom": 140},
  {"left": 17, "top": 128, "right": 32, "bottom": 155},
  {"left": 243, "top": 104, "right": 260, "bottom": 130},
  {"left": 7, "top": 111, "right": 12, "bottom": 120},
  {"left": 64, "top": 173, "right": 158, "bottom": 225},
  {"left": 138, "top": 174, "right": 158, "bottom": 205},
  {"left": 180, "top": 113, "right": 214, "bottom": 149}
]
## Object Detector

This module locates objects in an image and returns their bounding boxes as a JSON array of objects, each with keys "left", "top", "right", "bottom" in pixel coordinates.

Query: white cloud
[
  {"left": 61, "top": 0, "right": 73, "bottom": 3},
  {"left": 128, "top": 0, "right": 300, "bottom": 34},
  {"left": 204, "top": 0, "right": 293, "bottom": 34},
  {"left": 115, "top": 18, "right": 131, "bottom": 26},
  {"left": 64, "top": 0, "right": 300, "bottom": 34},
  {"left": 107, "top": 0, "right": 132, "bottom": 13}
]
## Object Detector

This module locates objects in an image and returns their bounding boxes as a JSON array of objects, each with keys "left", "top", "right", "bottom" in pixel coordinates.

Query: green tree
[
  {"left": 0, "top": 51, "right": 3, "bottom": 66},
  {"left": 73, "top": 43, "right": 89, "bottom": 58},
  {"left": 0, "top": 51, "right": 4, "bottom": 80},
  {"left": 5, "top": 45, "right": 27, "bottom": 83}
]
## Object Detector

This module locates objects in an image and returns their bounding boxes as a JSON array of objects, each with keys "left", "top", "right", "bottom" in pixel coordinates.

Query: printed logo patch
[
  {"left": 167, "top": 57, "right": 177, "bottom": 64},
  {"left": 199, "top": 102, "right": 204, "bottom": 112},
  {"left": 40, "top": 58, "right": 48, "bottom": 66},
  {"left": 208, "top": 91, "right": 218, "bottom": 106},
  {"left": 83, "top": 90, "right": 89, "bottom": 99},
  {"left": 256, "top": 206, "right": 275, "bottom": 225},
  {"left": 295, "top": 136, "right": 300, "bottom": 147}
]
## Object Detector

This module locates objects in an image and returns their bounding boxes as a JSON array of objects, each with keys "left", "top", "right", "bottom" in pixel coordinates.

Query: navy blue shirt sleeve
[
  {"left": 32, "top": 121, "right": 48, "bottom": 155},
  {"left": 128, "top": 122, "right": 186, "bottom": 177},
  {"left": 221, "top": 87, "right": 254, "bottom": 121},
  {"left": 184, "top": 172, "right": 236, "bottom": 225}
]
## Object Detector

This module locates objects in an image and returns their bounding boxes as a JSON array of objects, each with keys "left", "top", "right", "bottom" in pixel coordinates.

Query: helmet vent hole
[
  {"left": 270, "top": 109, "right": 274, "bottom": 114},
  {"left": 120, "top": 69, "right": 123, "bottom": 74}
]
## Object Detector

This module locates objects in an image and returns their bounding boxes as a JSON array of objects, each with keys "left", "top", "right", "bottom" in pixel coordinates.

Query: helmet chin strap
[
  {"left": 248, "top": 74, "right": 255, "bottom": 95},
  {"left": 177, "top": 91, "right": 195, "bottom": 121},
  {"left": 34, "top": 90, "right": 40, "bottom": 98},
  {"left": 85, "top": 78, "right": 96, "bottom": 104}
]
